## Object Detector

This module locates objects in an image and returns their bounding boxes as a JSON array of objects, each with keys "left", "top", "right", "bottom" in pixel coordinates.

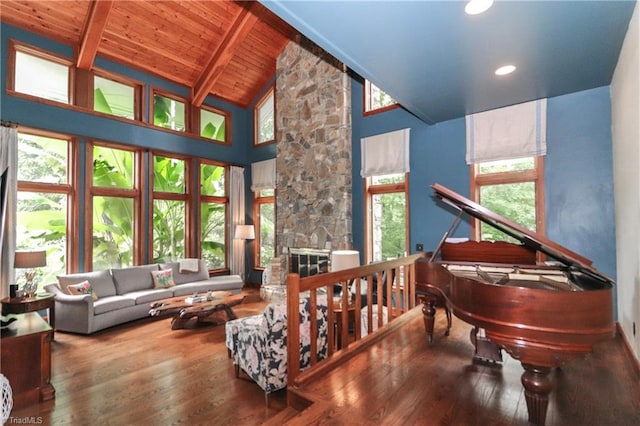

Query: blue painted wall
[
  {"left": 2, "top": 23, "right": 617, "bottom": 285},
  {"left": 352, "top": 79, "right": 617, "bottom": 281}
]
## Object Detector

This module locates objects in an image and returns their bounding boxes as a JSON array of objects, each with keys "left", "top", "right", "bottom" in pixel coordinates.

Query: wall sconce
[{"left": 14, "top": 250, "right": 47, "bottom": 298}]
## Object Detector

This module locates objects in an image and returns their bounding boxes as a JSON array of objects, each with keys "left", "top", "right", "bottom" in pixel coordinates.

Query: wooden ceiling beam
[
  {"left": 192, "top": 2, "right": 259, "bottom": 107},
  {"left": 77, "top": 0, "right": 114, "bottom": 69}
]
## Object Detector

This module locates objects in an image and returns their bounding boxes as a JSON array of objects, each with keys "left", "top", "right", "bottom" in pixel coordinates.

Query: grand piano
[{"left": 416, "top": 183, "right": 615, "bottom": 426}]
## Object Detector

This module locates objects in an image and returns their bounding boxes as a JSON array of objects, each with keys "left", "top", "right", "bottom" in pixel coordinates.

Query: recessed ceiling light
[
  {"left": 465, "top": 0, "right": 494, "bottom": 15},
  {"left": 495, "top": 65, "right": 516, "bottom": 76}
]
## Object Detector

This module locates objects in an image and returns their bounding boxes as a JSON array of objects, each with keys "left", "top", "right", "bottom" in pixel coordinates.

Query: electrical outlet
[{"left": 416, "top": 243, "right": 424, "bottom": 251}]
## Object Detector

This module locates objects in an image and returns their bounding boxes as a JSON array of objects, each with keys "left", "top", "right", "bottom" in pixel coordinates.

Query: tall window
[
  {"left": 94, "top": 73, "right": 138, "bottom": 120},
  {"left": 471, "top": 157, "right": 544, "bottom": 242},
  {"left": 151, "top": 154, "right": 188, "bottom": 262},
  {"left": 255, "top": 87, "right": 274, "bottom": 145},
  {"left": 364, "top": 80, "right": 398, "bottom": 114},
  {"left": 200, "top": 106, "right": 229, "bottom": 143},
  {"left": 16, "top": 130, "right": 74, "bottom": 290},
  {"left": 153, "top": 91, "right": 186, "bottom": 131},
  {"left": 199, "top": 162, "right": 228, "bottom": 270},
  {"left": 11, "top": 42, "right": 71, "bottom": 104},
  {"left": 89, "top": 143, "right": 140, "bottom": 270},
  {"left": 365, "top": 173, "right": 408, "bottom": 262},
  {"left": 254, "top": 188, "right": 275, "bottom": 268}
]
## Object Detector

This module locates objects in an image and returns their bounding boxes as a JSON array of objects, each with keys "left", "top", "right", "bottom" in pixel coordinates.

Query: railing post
[{"left": 287, "top": 273, "right": 301, "bottom": 394}]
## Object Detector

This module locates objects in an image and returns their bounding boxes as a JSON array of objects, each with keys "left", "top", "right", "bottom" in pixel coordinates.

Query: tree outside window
[
  {"left": 153, "top": 93, "right": 186, "bottom": 131},
  {"left": 90, "top": 145, "right": 138, "bottom": 269},
  {"left": 472, "top": 157, "right": 544, "bottom": 244},
  {"left": 255, "top": 189, "right": 275, "bottom": 268},
  {"left": 152, "top": 155, "right": 188, "bottom": 263},
  {"left": 200, "top": 162, "right": 227, "bottom": 270},
  {"left": 364, "top": 80, "right": 398, "bottom": 114},
  {"left": 366, "top": 173, "right": 407, "bottom": 262},
  {"left": 16, "top": 131, "right": 72, "bottom": 290}
]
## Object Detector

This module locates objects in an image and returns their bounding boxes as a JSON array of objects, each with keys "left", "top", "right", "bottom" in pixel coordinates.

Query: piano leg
[
  {"left": 420, "top": 296, "right": 436, "bottom": 343},
  {"left": 521, "top": 363, "right": 553, "bottom": 426}
]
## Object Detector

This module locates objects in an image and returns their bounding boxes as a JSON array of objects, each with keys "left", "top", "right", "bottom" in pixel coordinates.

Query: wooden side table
[
  {"left": 0, "top": 312, "right": 55, "bottom": 409},
  {"left": 1, "top": 294, "right": 55, "bottom": 337}
]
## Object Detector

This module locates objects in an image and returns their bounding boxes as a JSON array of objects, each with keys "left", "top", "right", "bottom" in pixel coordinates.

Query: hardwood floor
[{"left": 9, "top": 289, "right": 640, "bottom": 425}]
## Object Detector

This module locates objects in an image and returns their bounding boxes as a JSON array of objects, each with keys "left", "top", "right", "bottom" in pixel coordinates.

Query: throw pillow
[
  {"left": 151, "top": 269, "right": 175, "bottom": 289},
  {"left": 67, "top": 280, "right": 98, "bottom": 301}
]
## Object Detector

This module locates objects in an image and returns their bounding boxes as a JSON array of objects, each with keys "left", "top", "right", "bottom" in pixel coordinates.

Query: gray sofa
[{"left": 44, "top": 260, "right": 244, "bottom": 334}]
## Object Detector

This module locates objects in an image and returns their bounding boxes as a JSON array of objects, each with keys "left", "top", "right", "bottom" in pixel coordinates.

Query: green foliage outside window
[
  {"left": 200, "top": 164, "right": 226, "bottom": 269},
  {"left": 17, "top": 133, "right": 69, "bottom": 289},
  {"left": 92, "top": 195, "right": 134, "bottom": 270},
  {"left": 259, "top": 202, "right": 275, "bottom": 267},
  {"left": 201, "top": 109, "right": 226, "bottom": 142},
  {"left": 154, "top": 94, "right": 185, "bottom": 131},
  {"left": 152, "top": 156, "right": 186, "bottom": 263},
  {"left": 480, "top": 182, "right": 536, "bottom": 243}
]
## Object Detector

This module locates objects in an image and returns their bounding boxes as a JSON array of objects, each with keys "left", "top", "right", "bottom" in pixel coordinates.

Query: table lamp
[
  {"left": 331, "top": 250, "right": 360, "bottom": 303},
  {"left": 14, "top": 250, "right": 47, "bottom": 298}
]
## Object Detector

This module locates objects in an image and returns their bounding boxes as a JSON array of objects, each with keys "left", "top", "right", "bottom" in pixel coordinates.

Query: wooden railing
[{"left": 285, "top": 253, "right": 428, "bottom": 408}]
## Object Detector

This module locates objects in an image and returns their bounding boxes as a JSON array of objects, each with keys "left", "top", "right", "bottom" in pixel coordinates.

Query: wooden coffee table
[{"left": 149, "top": 291, "right": 245, "bottom": 330}]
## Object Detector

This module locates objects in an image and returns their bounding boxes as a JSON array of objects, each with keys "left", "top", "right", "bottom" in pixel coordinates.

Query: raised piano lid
[{"left": 431, "top": 183, "right": 615, "bottom": 287}]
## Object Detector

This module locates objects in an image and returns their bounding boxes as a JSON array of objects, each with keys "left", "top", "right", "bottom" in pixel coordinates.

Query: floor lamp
[{"left": 234, "top": 225, "right": 255, "bottom": 281}]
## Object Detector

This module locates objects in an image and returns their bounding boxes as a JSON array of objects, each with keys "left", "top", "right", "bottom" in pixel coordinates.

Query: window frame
[
  {"left": 148, "top": 151, "right": 193, "bottom": 263},
  {"left": 253, "top": 189, "right": 275, "bottom": 270},
  {"left": 7, "top": 39, "right": 74, "bottom": 105},
  {"left": 363, "top": 172, "right": 410, "bottom": 263},
  {"left": 197, "top": 104, "right": 231, "bottom": 145},
  {"left": 363, "top": 80, "right": 399, "bottom": 116},
  {"left": 254, "top": 85, "right": 275, "bottom": 146},
  {"left": 92, "top": 69, "right": 143, "bottom": 121},
  {"left": 470, "top": 156, "right": 546, "bottom": 248},
  {"left": 16, "top": 127, "right": 79, "bottom": 274},
  {"left": 197, "top": 159, "right": 230, "bottom": 273},
  {"left": 85, "top": 140, "right": 144, "bottom": 270},
  {"left": 150, "top": 88, "right": 188, "bottom": 133}
]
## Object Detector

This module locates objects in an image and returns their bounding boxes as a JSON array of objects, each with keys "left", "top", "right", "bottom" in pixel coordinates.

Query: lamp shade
[
  {"left": 234, "top": 224, "right": 255, "bottom": 240},
  {"left": 14, "top": 250, "right": 47, "bottom": 269},
  {"left": 331, "top": 250, "right": 360, "bottom": 272}
]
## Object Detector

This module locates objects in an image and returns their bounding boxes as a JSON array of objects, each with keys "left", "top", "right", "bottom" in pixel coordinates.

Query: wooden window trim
[
  {"left": 16, "top": 127, "right": 79, "bottom": 273},
  {"left": 8, "top": 39, "right": 74, "bottom": 105},
  {"left": 253, "top": 193, "right": 275, "bottom": 269},
  {"left": 91, "top": 68, "right": 143, "bottom": 121},
  {"left": 362, "top": 80, "right": 399, "bottom": 116},
  {"left": 147, "top": 151, "right": 192, "bottom": 262},
  {"left": 363, "top": 172, "right": 409, "bottom": 263},
  {"left": 85, "top": 141, "right": 144, "bottom": 270},
  {"left": 198, "top": 160, "right": 230, "bottom": 273},
  {"left": 196, "top": 103, "right": 232, "bottom": 145},
  {"left": 254, "top": 85, "right": 275, "bottom": 146},
  {"left": 470, "top": 156, "right": 546, "bottom": 252},
  {"left": 150, "top": 88, "right": 189, "bottom": 133}
]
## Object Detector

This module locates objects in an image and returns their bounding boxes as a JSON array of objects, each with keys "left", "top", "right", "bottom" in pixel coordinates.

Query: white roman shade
[
  {"left": 251, "top": 158, "right": 276, "bottom": 192},
  {"left": 465, "top": 98, "right": 547, "bottom": 164},
  {"left": 360, "top": 128, "right": 410, "bottom": 177}
]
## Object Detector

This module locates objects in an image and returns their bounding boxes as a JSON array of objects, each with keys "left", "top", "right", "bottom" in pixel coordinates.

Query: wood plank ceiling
[{"left": 0, "top": 0, "right": 298, "bottom": 107}]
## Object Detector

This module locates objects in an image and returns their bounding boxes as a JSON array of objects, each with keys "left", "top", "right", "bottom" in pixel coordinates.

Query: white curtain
[
  {"left": 229, "top": 166, "right": 246, "bottom": 280},
  {"left": 0, "top": 125, "right": 18, "bottom": 298},
  {"left": 361, "top": 128, "right": 411, "bottom": 177},
  {"left": 465, "top": 98, "right": 547, "bottom": 164},
  {"left": 251, "top": 158, "right": 276, "bottom": 192}
]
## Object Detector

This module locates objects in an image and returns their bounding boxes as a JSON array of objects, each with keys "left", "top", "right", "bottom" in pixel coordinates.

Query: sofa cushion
[
  {"left": 111, "top": 264, "right": 159, "bottom": 295},
  {"left": 93, "top": 296, "right": 135, "bottom": 315},
  {"left": 160, "top": 260, "right": 209, "bottom": 285},
  {"left": 171, "top": 275, "right": 243, "bottom": 297},
  {"left": 151, "top": 269, "right": 175, "bottom": 289},
  {"left": 67, "top": 280, "right": 99, "bottom": 301},
  {"left": 122, "top": 288, "right": 174, "bottom": 305},
  {"left": 57, "top": 269, "right": 116, "bottom": 298}
]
